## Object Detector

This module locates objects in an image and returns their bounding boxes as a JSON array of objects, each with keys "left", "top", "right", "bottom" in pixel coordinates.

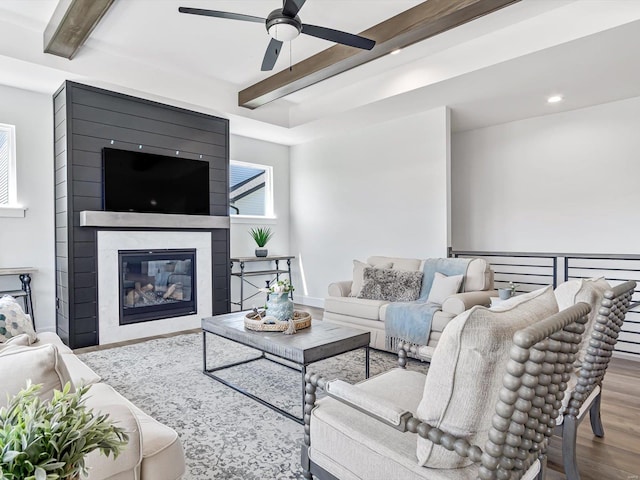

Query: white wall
[
  {"left": 0, "top": 85, "right": 55, "bottom": 331},
  {"left": 452, "top": 95, "right": 640, "bottom": 253},
  {"left": 290, "top": 107, "right": 450, "bottom": 306},
  {"left": 229, "top": 134, "right": 290, "bottom": 309}
]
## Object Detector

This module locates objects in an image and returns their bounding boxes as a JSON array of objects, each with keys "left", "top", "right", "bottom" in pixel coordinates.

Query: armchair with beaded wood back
[
  {"left": 301, "top": 286, "right": 590, "bottom": 480},
  {"left": 553, "top": 278, "right": 636, "bottom": 480}
]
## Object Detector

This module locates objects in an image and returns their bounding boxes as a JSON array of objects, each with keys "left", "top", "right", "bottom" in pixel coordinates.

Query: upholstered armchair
[
  {"left": 302, "top": 287, "right": 590, "bottom": 480},
  {"left": 553, "top": 278, "right": 636, "bottom": 480}
]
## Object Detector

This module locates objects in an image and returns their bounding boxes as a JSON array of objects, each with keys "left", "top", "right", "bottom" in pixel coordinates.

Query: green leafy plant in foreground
[
  {"left": 0, "top": 382, "right": 129, "bottom": 480},
  {"left": 249, "top": 227, "right": 274, "bottom": 247}
]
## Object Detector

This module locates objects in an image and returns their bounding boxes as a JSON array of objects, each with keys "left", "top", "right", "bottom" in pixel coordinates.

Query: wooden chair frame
[{"left": 555, "top": 280, "right": 635, "bottom": 480}]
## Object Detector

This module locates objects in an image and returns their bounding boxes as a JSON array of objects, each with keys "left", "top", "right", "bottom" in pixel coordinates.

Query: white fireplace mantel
[
  {"left": 80, "top": 210, "right": 230, "bottom": 229},
  {"left": 97, "top": 230, "right": 213, "bottom": 345}
]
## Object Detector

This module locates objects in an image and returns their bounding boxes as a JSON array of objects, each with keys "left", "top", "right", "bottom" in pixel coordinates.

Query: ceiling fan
[{"left": 179, "top": 0, "right": 376, "bottom": 71}]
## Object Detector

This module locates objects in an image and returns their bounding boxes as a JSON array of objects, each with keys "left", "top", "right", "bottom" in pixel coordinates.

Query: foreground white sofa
[
  {"left": 0, "top": 330, "right": 186, "bottom": 480},
  {"left": 323, "top": 256, "right": 495, "bottom": 355}
]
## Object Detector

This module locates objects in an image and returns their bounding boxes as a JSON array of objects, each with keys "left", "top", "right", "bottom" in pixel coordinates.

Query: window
[
  {"left": 0, "top": 123, "right": 17, "bottom": 206},
  {"left": 229, "top": 160, "right": 273, "bottom": 217}
]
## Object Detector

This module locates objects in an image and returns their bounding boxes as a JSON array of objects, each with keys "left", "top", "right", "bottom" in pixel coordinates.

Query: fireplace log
[
  {"left": 163, "top": 283, "right": 176, "bottom": 299},
  {"left": 135, "top": 285, "right": 156, "bottom": 303},
  {"left": 163, "top": 283, "right": 184, "bottom": 301},
  {"left": 125, "top": 289, "right": 137, "bottom": 306}
]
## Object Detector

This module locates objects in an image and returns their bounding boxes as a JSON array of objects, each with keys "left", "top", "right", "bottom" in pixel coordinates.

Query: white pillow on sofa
[
  {"left": 0, "top": 344, "right": 74, "bottom": 407},
  {"left": 426, "top": 272, "right": 463, "bottom": 305},
  {"left": 350, "top": 260, "right": 393, "bottom": 297},
  {"left": 0, "top": 333, "right": 31, "bottom": 352}
]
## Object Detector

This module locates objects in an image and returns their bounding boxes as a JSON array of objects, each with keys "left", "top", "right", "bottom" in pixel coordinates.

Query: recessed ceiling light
[
  {"left": 390, "top": 49, "right": 402, "bottom": 55},
  {"left": 547, "top": 95, "right": 563, "bottom": 103}
]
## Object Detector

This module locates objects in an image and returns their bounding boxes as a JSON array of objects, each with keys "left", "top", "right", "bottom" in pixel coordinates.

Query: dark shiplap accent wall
[
  {"left": 54, "top": 85, "right": 70, "bottom": 345},
  {"left": 53, "top": 81, "right": 230, "bottom": 348}
]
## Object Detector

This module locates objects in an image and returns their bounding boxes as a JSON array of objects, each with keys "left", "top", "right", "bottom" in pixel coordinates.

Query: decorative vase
[
  {"left": 266, "top": 292, "right": 294, "bottom": 321},
  {"left": 498, "top": 288, "right": 513, "bottom": 300},
  {"left": 255, "top": 248, "right": 268, "bottom": 257}
]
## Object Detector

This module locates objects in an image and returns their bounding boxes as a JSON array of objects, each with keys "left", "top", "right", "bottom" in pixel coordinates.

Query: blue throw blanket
[{"left": 385, "top": 257, "right": 472, "bottom": 352}]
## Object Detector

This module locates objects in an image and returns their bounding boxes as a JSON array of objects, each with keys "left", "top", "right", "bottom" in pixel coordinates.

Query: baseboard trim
[
  {"left": 36, "top": 326, "right": 57, "bottom": 334},
  {"left": 295, "top": 295, "right": 325, "bottom": 309}
]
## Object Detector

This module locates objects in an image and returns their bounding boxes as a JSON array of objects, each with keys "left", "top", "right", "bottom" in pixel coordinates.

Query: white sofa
[
  {"left": 323, "top": 256, "right": 495, "bottom": 356},
  {"left": 0, "top": 330, "right": 186, "bottom": 480}
]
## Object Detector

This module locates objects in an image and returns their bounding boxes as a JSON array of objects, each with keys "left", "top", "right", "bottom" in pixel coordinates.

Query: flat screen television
[{"left": 102, "top": 148, "right": 210, "bottom": 215}]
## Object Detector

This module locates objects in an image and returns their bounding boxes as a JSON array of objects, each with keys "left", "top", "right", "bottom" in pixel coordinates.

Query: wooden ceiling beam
[
  {"left": 44, "top": 0, "right": 115, "bottom": 59},
  {"left": 239, "top": 0, "right": 521, "bottom": 109}
]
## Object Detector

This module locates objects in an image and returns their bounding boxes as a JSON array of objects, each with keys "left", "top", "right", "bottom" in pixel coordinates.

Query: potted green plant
[
  {"left": 0, "top": 381, "right": 129, "bottom": 480},
  {"left": 249, "top": 227, "right": 273, "bottom": 257}
]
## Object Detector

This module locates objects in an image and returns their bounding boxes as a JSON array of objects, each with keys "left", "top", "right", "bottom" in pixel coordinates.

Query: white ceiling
[
  {"left": 1, "top": 0, "right": 640, "bottom": 145},
  {"left": 91, "top": 0, "right": 425, "bottom": 87}
]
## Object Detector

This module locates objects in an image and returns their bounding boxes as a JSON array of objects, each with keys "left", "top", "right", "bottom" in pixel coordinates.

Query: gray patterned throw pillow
[
  {"left": 0, "top": 296, "right": 36, "bottom": 343},
  {"left": 357, "top": 268, "right": 423, "bottom": 302}
]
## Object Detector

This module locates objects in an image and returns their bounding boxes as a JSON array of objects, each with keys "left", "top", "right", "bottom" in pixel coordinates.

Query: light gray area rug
[{"left": 78, "top": 332, "right": 429, "bottom": 480}]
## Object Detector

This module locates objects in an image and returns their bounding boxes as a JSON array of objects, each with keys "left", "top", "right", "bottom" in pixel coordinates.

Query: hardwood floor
[
  {"left": 546, "top": 357, "right": 640, "bottom": 479},
  {"left": 75, "top": 304, "right": 640, "bottom": 478}
]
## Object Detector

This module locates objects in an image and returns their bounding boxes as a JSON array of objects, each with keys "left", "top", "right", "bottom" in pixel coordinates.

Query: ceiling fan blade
[
  {"left": 261, "top": 38, "right": 283, "bottom": 71},
  {"left": 301, "top": 24, "right": 375, "bottom": 50},
  {"left": 178, "top": 7, "right": 265, "bottom": 24},
  {"left": 282, "top": 0, "right": 307, "bottom": 17}
]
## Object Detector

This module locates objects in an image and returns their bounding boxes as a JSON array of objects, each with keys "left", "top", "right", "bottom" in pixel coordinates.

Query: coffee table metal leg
[
  {"left": 365, "top": 346, "right": 370, "bottom": 379},
  {"left": 201, "top": 330, "right": 304, "bottom": 424},
  {"left": 202, "top": 331, "right": 208, "bottom": 372}
]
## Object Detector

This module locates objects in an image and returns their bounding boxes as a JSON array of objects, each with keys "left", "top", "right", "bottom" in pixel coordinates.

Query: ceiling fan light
[{"left": 268, "top": 22, "right": 300, "bottom": 41}]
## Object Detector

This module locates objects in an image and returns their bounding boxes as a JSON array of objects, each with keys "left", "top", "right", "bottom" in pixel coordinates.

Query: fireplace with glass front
[{"left": 119, "top": 249, "right": 197, "bottom": 325}]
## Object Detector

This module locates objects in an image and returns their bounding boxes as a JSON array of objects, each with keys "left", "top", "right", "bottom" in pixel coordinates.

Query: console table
[
  {"left": 230, "top": 255, "right": 294, "bottom": 310},
  {"left": 0, "top": 267, "right": 37, "bottom": 327}
]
